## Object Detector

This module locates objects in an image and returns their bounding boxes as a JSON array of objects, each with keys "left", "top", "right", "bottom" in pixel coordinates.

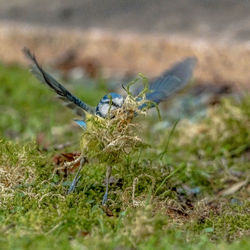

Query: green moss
[
  {"left": 0, "top": 64, "right": 250, "bottom": 249},
  {"left": 189, "top": 201, "right": 250, "bottom": 242}
]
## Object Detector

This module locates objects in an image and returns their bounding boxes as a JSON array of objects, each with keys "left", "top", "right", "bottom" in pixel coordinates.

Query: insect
[{"left": 23, "top": 48, "right": 196, "bottom": 204}]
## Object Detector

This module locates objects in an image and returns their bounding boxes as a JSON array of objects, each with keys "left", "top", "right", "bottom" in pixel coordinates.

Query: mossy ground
[{"left": 0, "top": 63, "right": 249, "bottom": 249}]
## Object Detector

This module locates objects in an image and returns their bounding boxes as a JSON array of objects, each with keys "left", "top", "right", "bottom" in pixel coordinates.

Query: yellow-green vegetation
[
  {"left": 81, "top": 79, "right": 152, "bottom": 163},
  {"left": 0, "top": 63, "right": 250, "bottom": 249}
]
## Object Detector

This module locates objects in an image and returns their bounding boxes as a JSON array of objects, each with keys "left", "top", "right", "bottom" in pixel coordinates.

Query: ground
[
  {"left": 0, "top": 63, "right": 249, "bottom": 249},
  {"left": 1, "top": 0, "right": 250, "bottom": 43}
]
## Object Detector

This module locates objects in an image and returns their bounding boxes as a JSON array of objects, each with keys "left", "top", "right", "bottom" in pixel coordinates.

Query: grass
[{"left": 0, "top": 63, "right": 250, "bottom": 249}]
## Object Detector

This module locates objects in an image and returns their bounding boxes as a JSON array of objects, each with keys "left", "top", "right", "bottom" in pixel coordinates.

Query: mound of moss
[{"left": 0, "top": 64, "right": 250, "bottom": 249}]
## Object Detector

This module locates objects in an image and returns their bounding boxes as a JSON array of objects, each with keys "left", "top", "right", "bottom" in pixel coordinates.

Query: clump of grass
[
  {"left": 81, "top": 96, "right": 148, "bottom": 164},
  {"left": 80, "top": 74, "right": 159, "bottom": 166},
  {"left": 0, "top": 139, "right": 46, "bottom": 207}
]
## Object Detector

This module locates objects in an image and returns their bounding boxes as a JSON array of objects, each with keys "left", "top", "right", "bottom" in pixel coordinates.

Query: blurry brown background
[{"left": 0, "top": 0, "right": 250, "bottom": 90}]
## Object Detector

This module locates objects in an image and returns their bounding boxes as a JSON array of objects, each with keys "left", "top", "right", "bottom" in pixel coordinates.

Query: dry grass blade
[{"left": 218, "top": 179, "right": 249, "bottom": 196}]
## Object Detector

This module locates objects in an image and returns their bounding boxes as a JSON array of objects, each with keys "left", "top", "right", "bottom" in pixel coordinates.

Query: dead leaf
[
  {"left": 53, "top": 152, "right": 81, "bottom": 177},
  {"left": 78, "top": 231, "right": 90, "bottom": 237},
  {"left": 103, "top": 207, "right": 114, "bottom": 217}
]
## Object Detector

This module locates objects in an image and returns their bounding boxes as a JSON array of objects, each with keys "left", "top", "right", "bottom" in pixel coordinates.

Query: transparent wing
[{"left": 23, "top": 48, "right": 95, "bottom": 116}]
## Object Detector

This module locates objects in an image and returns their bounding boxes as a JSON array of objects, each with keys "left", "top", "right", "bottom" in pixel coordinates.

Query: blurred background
[
  {"left": 0, "top": 0, "right": 250, "bottom": 143},
  {"left": 1, "top": 0, "right": 250, "bottom": 41}
]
